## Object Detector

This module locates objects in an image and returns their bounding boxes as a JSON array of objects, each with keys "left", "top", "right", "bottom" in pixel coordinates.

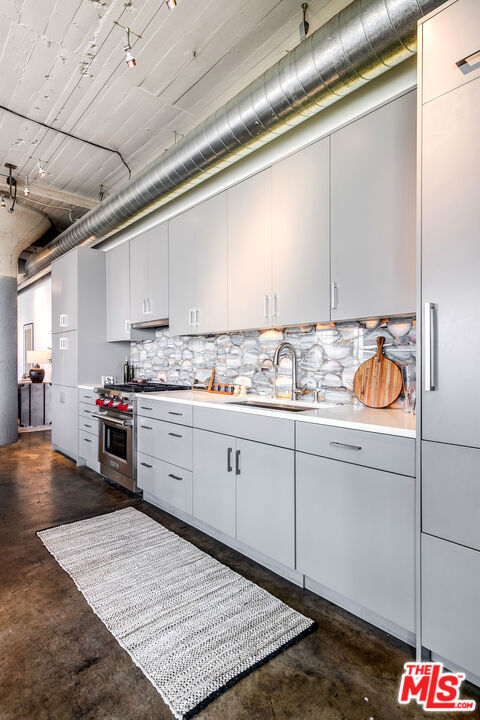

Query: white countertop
[
  {"left": 141, "top": 390, "right": 416, "bottom": 438},
  {"left": 78, "top": 384, "right": 96, "bottom": 390}
]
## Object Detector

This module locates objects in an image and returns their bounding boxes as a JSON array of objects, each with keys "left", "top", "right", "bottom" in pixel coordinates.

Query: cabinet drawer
[
  {"left": 296, "top": 422, "right": 415, "bottom": 476},
  {"left": 78, "top": 389, "right": 96, "bottom": 405},
  {"left": 78, "top": 416, "right": 99, "bottom": 436},
  {"left": 136, "top": 399, "right": 192, "bottom": 426},
  {"left": 137, "top": 418, "right": 192, "bottom": 470},
  {"left": 422, "top": 534, "right": 480, "bottom": 678},
  {"left": 422, "top": 0, "right": 480, "bottom": 104},
  {"left": 137, "top": 453, "right": 192, "bottom": 515},
  {"left": 79, "top": 402, "right": 97, "bottom": 420},
  {"left": 193, "top": 406, "right": 294, "bottom": 449},
  {"left": 79, "top": 429, "right": 99, "bottom": 467},
  {"left": 423, "top": 441, "right": 480, "bottom": 551}
]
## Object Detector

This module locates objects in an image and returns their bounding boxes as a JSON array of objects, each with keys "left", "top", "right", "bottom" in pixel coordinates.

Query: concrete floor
[{"left": 1, "top": 431, "right": 479, "bottom": 720}]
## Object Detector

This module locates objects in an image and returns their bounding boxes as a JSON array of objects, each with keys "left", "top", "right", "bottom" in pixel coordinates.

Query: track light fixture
[
  {"left": 166, "top": 0, "right": 177, "bottom": 9},
  {"left": 300, "top": 3, "right": 309, "bottom": 41},
  {"left": 0, "top": 195, "right": 5, "bottom": 208},
  {"left": 24, "top": 176, "right": 30, "bottom": 197},
  {"left": 37, "top": 160, "right": 46, "bottom": 177},
  {"left": 124, "top": 28, "right": 136, "bottom": 68},
  {"left": 4, "top": 163, "right": 17, "bottom": 212}
]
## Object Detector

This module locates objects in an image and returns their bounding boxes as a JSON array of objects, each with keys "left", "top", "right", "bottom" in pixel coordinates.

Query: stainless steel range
[{"left": 93, "top": 382, "right": 191, "bottom": 493}]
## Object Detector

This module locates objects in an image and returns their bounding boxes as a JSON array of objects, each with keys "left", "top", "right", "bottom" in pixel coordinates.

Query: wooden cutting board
[{"left": 353, "top": 336, "right": 403, "bottom": 408}]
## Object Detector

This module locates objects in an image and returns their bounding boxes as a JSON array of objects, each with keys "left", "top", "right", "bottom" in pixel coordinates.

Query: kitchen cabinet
[
  {"left": 169, "top": 193, "right": 227, "bottom": 335},
  {"left": 51, "top": 385, "right": 78, "bottom": 460},
  {"left": 271, "top": 138, "right": 330, "bottom": 327},
  {"left": 422, "top": 534, "right": 480, "bottom": 679},
  {"left": 331, "top": 91, "right": 416, "bottom": 321},
  {"left": 52, "top": 330, "right": 78, "bottom": 387},
  {"left": 129, "top": 223, "right": 169, "bottom": 324},
  {"left": 227, "top": 169, "right": 272, "bottom": 331},
  {"left": 236, "top": 438, "right": 294, "bottom": 568},
  {"left": 52, "top": 250, "right": 78, "bottom": 333},
  {"left": 106, "top": 242, "right": 130, "bottom": 341},
  {"left": 137, "top": 453, "right": 193, "bottom": 515},
  {"left": 421, "top": 78, "right": 480, "bottom": 447},
  {"left": 137, "top": 417, "right": 193, "bottom": 470},
  {"left": 193, "top": 428, "right": 236, "bottom": 537},
  {"left": 296, "top": 451, "right": 415, "bottom": 633}
]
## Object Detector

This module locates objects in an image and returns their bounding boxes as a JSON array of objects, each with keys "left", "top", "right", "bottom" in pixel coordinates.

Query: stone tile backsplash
[{"left": 130, "top": 316, "right": 416, "bottom": 406}]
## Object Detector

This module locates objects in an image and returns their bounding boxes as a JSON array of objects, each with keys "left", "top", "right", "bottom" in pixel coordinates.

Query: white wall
[{"left": 17, "top": 275, "right": 52, "bottom": 382}]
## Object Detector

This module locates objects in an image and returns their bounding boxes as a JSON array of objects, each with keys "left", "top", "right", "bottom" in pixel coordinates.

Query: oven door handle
[{"left": 92, "top": 413, "right": 129, "bottom": 427}]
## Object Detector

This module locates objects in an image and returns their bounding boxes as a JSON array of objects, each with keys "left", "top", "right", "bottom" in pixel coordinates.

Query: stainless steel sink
[{"left": 228, "top": 400, "right": 313, "bottom": 412}]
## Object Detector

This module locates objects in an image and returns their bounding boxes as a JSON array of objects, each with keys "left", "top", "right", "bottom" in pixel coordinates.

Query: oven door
[{"left": 96, "top": 414, "right": 134, "bottom": 489}]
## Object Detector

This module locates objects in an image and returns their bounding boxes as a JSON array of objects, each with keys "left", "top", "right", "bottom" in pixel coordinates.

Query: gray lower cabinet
[
  {"left": 193, "top": 429, "right": 236, "bottom": 537},
  {"left": 137, "top": 453, "right": 193, "bottom": 515},
  {"left": 78, "top": 430, "right": 100, "bottom": 473},
  {"left": 422, "top": 441, "right": 480, "bottom": 552},
  {"left": 422, "top": 534, "right": 480, "bottom": 679},
  {"left": 331, "top": 91, "right": 416, "bottom": 320},
  {"left": 51, "top": 385, "right": 78, "bottom": 461},
  {"left": 296, "top": 452, "right": 415, "bottom": 632},
  {"left": 236, "top": 438, "right": 295, "bottom": 568}
]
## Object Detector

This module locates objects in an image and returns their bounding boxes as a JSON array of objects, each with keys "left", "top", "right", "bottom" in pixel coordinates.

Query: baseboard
[{"left": 431, "top": 651, "right": 480, "bottom": 689}]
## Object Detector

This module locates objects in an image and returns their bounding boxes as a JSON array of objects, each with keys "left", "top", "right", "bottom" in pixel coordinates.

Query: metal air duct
[{"left": 25, "top": 0, "right": 443, "bottom": 278}]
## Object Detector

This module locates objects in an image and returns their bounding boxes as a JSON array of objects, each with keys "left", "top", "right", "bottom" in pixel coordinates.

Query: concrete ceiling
[{"left": 0, "top": 0, "right": 348, "bottom": 206}]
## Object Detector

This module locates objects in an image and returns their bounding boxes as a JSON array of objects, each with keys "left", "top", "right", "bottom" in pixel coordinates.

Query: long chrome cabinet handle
[
  {"left": 329, "top": 441, "right": 362, "bottom": 451},
  {"left": 273, "top": 293, "right": 278, "bottom": 320},
  {"left": 424, "top": 302, "right": 436, "bottom": 392},
  {"left": 331, "top": 282, "right": 337, "bottom": 311},
  {"left": 235, "top": 449, "right": 241, "bottom": 475},
  {"left": 264, "top": 294, "right": 270, "bottom": 320},
  {"left": 227, "top": 447, "right": 233, "bottom": 472}
]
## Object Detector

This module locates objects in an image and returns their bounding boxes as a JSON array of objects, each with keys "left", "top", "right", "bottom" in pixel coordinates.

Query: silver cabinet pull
[
  {"left": 264, "top": 294, "right": 270, "bottom": 320},
  {"left": 59, "top": 337, "right": 68, "bottom": 350},
  {"left": 125, "top": 320, "right": 131, "bottom": 334},
  {"left": 168, "top": 473, "right": 182, "bottom": 481},
  {"left": 227, "top": 447, "right": 233, "bottom": 472},
  {"left": 59, "top": 313, "right": 68, "bottom": 327},
  {"left": 195, "top": 308, "right": 200, "bottom": 327},
  {"left": 140, "top": 406, "right": 153, "bottom": 411},
  {"left": 330, "top": 441, "right": 362, "bottom": 451},
  {"left": 168, "top": 432, "right": 183, "bottom": 438},
  {"left": 168, "top": 411, "right": 183, "bottom": 416},
  {"left": 189, "top": 309, "right": 195, "bottom": 327},
  {"left": 141, "top": 425, "right": 153, "bottom": 430},
  {"left": 457, "top": 49, "right": 480, "bottom": 75},
  {"left": 424, "top": 302, "right": 436, "bottom": 392},
  {"left": 83, "top": 438, "right": 92, "bottom": 443},
  {"left": 235, "top": 449, "right": 241, "bottom": 475},
  {"left": 273, "top": 293, "right": 278, "bottom": 320},
  {"left": 330, "top": 282, "right": 337, "bottom": 311},
  {"left": 83, "top": 410, "right": 92, "bottom": 415},
  {"left": 83, "top": 395, "right": 92, "bottom": 399},
  {"left": 84, "top": 424, "right": 92, "bottom": 428},
  {"left": 141, "top": 462, "right": 152, "bottom": 468}
]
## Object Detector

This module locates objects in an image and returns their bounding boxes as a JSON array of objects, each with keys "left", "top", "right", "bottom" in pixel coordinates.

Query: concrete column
[{"left": 0, "top": 205, "right": 50, "bottom": 446}]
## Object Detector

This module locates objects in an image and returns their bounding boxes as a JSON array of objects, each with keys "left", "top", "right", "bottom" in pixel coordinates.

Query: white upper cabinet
[
  {"left": 271, "top": 138, "right": 330, "bottom": 327},
  {"left": 330, "top": 91, "right": 416, "bottom": 321},
  {"left": 106, "top": 242, "right": 130, "bottom": 341},
  {"left": 130, "top": 224, "right": 169, "bottom": 324},
  {"left": 227, "top": 169, "right": 272, "bottom": 332},
  {"left": 169, "top": 193, "right": 228, "bottom": 336},
  {"left": 52, "top": 250, "right": 78, "bottom": 333}
]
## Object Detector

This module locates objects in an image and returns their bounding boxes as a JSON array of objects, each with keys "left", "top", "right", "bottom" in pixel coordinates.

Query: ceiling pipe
[{"left": 24, "top": 0, "right": 443, "bottom": 278}]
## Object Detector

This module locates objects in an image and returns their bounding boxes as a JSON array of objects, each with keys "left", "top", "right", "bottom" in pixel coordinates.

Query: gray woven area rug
[{"left": 38, "top": 507, "right": 315, "bottom": 719}]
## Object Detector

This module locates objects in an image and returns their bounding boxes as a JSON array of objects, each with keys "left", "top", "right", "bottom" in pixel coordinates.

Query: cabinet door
[
  {"left": 236, "top": 439, "right": 294, "bottom": 568},
  {"left": 52, "top": 330, "right": 78, "bottom": 387},
  {"left": 331, "top": 92, "right": 416, "bottom": 320},
  {"left": 106, "top": 242, "right": 130, "bottom": 341},
  {"left": 422, "top": 534, "right": 480, "bottom": 678},
  {"left": 193, "top": 429, "right": 236, "bottom": 537},
  {"left": 271, "top": 139, "right": 330, "bottom": 327},
  {"left": 147, "top": 223, "right": 169, "bottom": 322},
  {"left": 52, "top": 250, "right": 78, "bottom": 333},
  {"left": 227, "top": 169, "right": 272, "bottom": 331},
  {"left": 422, "top": 79, "right": 480, "bottom": 447},
  {"left": 195, "top": 193, "right": 228, "bottom": 335},
  {"left": 169, "top": 208, "right": 196, "bottom": 336},
  {"left": 296, "top": 452, "right": 415, "bottom": 632},
  {"left": 51, "top": 384, "right": 78, "bottom": 460},
  {"left": 129, "top": 234, "right": 148, "bottom": 324}
]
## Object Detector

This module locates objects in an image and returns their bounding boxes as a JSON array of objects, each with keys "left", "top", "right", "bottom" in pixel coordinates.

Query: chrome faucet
[{"left": 273, "top": 341, "right": 303, "bottom": 401}]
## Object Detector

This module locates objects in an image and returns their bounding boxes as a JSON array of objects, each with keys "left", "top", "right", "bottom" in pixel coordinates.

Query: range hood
[{"left": 131, "top": 318, "right": 169, "bottom": 330}]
